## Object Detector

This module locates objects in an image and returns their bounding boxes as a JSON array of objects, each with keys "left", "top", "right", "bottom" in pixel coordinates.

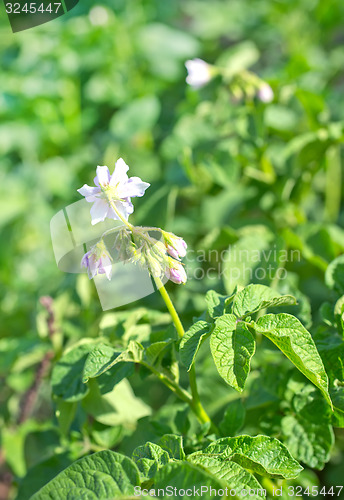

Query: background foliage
[{"left": 0, "top": 0, "right": 344, "bottom": 498}]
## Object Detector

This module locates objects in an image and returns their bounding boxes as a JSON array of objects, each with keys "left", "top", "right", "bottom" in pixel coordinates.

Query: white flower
[
  {"left": 77, "top": 158, "right": 150, "bottom": 225},
  {"left": 257, "top": 83, "right": 274, "bottom": 103},
  {"left": 81, "top": 240, "right": 113, "bottom": 280},
  {"left": 185, "top": 58, "right": 212, "bottom": 88}
]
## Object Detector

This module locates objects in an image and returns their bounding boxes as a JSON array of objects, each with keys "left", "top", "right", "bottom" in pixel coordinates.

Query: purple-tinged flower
[
  {"left": 185, "top": 58, "right": 212, "bottom": 89},
  {"left": 162, "top": 231, "right": 187, "bottom": 260},
  {"left": 81, "top": 240, "right": 113, "bottom": 280},
  {"left": 165, "top": 259, "right": 187, "bottom": 285},
  {"left": 257, "top": 83, "right": 274, "bottom": 103},
  {"left": 77, "top": 158, "right": 150, "bottom": 225}
]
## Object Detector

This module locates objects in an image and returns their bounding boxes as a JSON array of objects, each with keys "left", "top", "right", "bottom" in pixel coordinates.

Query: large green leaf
[
  {"left": 232, "top": 284, "right": 296, "bottom": 318},
  {"left": 281, "top": 415, "right": 334, "bottom": 469},
  {"left": 132, "top": 442, "right": 169, "bottom": 481},
  {"left": 51, "top": 341, "right": 97, "bottom": 402},
  {"left": 210, "top": 314, "right": 255, "bottom": 392},
  {"left": 155, "top": 462, "right": 224, "bottom": 499},
  {"left": 30, "top": 451, "right": 140, "bottom": 499},
  {"left": 196, "top": 435, "right": 303, "bottom": 479},
  {"left": 158, "top": 434, "right": 185, "bottom": 460},
  {"left": 188, "top": 455, "right": 265, "bottom": 499},
  {"left": 256, "top": 314, "right": 332, "bottom": 407},
  {"left": 179, "top": 321, "right": 212, "bottom": 371}
]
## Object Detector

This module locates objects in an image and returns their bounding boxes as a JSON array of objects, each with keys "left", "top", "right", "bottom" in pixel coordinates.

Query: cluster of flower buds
[
  {"left": 113, "top": 227, "right": 187, "bottom": 284},
  {"left": 185, "top": 57, "right": 274, "bottom": 103},
  {"left": 78, "top": 159, "right": 187, "bottom": 285}
]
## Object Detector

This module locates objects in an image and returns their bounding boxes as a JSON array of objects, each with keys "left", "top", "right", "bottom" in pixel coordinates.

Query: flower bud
[
  {"left": 185, "top": 58, "right": 212, "bottom": 89},
  {"left": 162, "top": 231, "right": 187, "bottom": 260},
  {"left": 166, "top": 259, "right": 187, "bottom": 285},
  {"left": 257, "top": 83, "right": 274, "bottom": 103},
  {"left": 81, "top": 239, "right": 113, "bottom": 280}
]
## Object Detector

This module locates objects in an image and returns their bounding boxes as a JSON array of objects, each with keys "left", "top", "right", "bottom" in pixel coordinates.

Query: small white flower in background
[
  {"left": 185, "top": 58, "right": 212, "bottom": 89},
  {"left": 166, "top": 259, "right": 187, "bottom": 285},
  {"left": 257, "top": 83, "right": 274, "bottom": 103},
  {"left": 77, "top": 158, "right": 150, "bottom": 225},
  {"left": 162, "top": 231, "right": 187, "bottom": 260},
  {"left": 81, "top": 240, "right": 113, "bottom": 280}
]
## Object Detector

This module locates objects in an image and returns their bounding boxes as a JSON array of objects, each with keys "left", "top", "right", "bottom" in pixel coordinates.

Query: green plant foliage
[
  {"left": 30, "top": 451, "right": 140, "bottom": 499},
  {"left": 190, "top": 435, "right": 303, "bottom": 480},
  {"left": 2, "top": 0, "right": 344, "bottom": 497},
  {"left": 210, "top": 315, "right": 256, "bottom": 392}
]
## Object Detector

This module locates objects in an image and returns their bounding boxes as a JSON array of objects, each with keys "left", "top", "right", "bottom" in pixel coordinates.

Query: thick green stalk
[{"left": 154, "top": 277, "right": 216, "bottom": 431}]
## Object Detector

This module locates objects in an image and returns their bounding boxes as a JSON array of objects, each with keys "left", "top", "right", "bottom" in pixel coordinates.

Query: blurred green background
[{"left": 0, "top": 0, "right": 344, "bottom": 498}]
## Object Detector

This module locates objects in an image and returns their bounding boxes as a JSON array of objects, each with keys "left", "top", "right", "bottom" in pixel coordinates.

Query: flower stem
[
  {"left": 154, "top": 277, "right": 184, "bottom": 340},
  {"left": 109, "top": 200, "right": 134, "bottom": 230},
  {"left": 154, "top": 277, "right": 217, "bottom": 432}
]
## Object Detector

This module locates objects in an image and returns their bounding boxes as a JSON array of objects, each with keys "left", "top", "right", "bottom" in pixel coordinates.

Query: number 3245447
[
  {"left": 287, "top": 486, "right": 343, "bottom": 496},
  {"left": 5, "top": 3, "right": 62, "bottom": 14}
]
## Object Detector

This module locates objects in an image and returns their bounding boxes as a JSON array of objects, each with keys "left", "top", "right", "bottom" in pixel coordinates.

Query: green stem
[
  {"left": 144, "top": 362, "right": 193, "bottom": 405},
  {"left": 109, "top": 200, "right": 134, "bottom": 230},
  {"left": 154, "top": 277, "right": 184, "bottom": 340},
  {"left": 154, "top": 277, "right": 217, "bottom": 432}
]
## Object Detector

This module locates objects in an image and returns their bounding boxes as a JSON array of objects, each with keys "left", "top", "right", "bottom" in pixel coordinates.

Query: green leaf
[
  {"left": 325, "top": 253, "right": 344, "bottom": 295},
  {"left": 219, "top": 399, "right": 246, "bottom": 436},
  {"left": 210, "top": 314, "right": 255, "bottom": 392},
  {"left": 30, "top": 451, "right": 140, "bottom": 499},
  {"left": 197, "top": 435, "right": 303, "bottom": 479},
  {"left": 256, "top": 314, "right": 332, "bottom": 407},
  {"left": 188, "top": 455, "right": 265, "bottom": 499},
  {"left": 205, "top": 290, "right": 229, "bottom": 319},
  {"left": 97, "top": 363, "right": 135, "bottom": 395},
  {"left": 145, "top": 341, "right": 173, "bottom": 366},
  {"left": 331, "top": 387, "right": 344, "bottom": 427},
  {"left": 82, "top": 343, "right": 119, "bottom": 382},
  {"left": 132, "top": 443, "right": 169, "bottom": 481},
  {"left": 51, "top": 342, "right": 97, "bottom": 402},
  {"left": 157, "top": 434, "right": 185, "bottom": 460},
  {"left": 82, "top": 341, "right": 144, "bottom": 383},
  {"left": 82, "top": 379, "right": 151, "bottom": 427},
  {"left": 281, "top": 415, "right": 334, "bottom": 469},
  {"left": 155, "top": 462, "right": 224, "bottom": 498},
  {"left": 145, "top": 340, "right": 180, "bottom": 383},
  {"left": 315, "top": 329, "right": 344, "bottom": 383},
  {"left": 17, "top": 453, "right": 74, "bottom": 500},
  {"left": 179, "top": 321, "right": 212, "bottom": 371},
  {"left": 232, "top": 284, "right": 296, "bottom": 318}
]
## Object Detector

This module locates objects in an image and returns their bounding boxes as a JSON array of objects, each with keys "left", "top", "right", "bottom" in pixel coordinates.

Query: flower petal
[
  {"left": 90, "top": 199, "right": 108, "bottom": 225},
  {"left": 77, "top": 184, "right": 101, "bottom": 202},
  {"left": 119, "top": 177, "right": 150, "bottom": 198},
  {"left": 95, "top": 165, "right": 110, "bottom": 187},
  {"left": 110, "top": 158, "right": 129, "bottom": 186}
]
